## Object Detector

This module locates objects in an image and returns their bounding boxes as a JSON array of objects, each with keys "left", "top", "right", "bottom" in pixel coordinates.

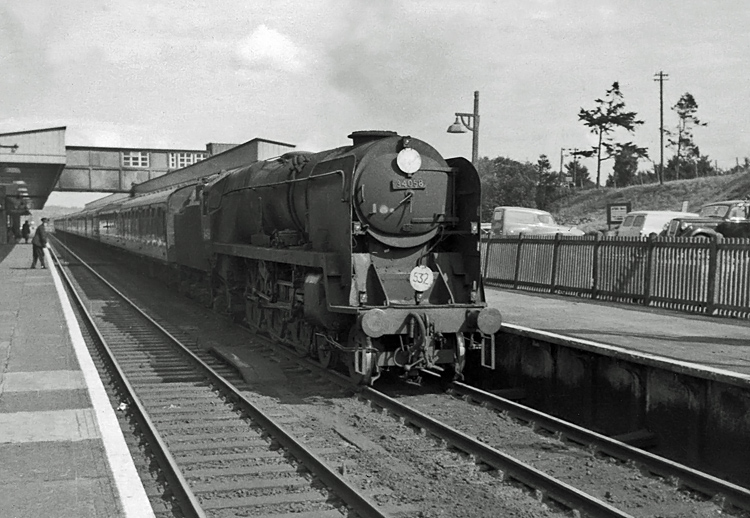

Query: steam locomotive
[{"left": 57, "top": 130, "right": 501, "bottom": 384}]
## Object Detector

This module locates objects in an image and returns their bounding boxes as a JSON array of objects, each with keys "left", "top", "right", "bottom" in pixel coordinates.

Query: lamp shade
[{"left": 446, "top": 117, "right": 467, "bottom": 134}]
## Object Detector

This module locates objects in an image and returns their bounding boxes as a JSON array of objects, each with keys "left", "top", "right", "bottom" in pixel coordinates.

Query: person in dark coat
[
  {"left": 30, "top": 218, "right": 48, "bottom": 269},
  {"left": 21, "top": 221, "right": 31, "bottom": 243}
]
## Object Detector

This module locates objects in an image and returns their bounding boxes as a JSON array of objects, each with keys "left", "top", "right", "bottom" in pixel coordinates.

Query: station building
[{"left": 0, "top": 127, "right": 295, "bottom": 243}]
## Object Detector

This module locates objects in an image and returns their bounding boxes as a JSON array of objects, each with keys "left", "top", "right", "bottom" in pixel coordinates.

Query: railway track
[
  {"left": 50, "top": 244, "right": 388, "bottom": 518},
  {"left": 52, "top": 234, "right": 750, "bottom": 517},
  {"left": 362, "top": 382, "right": 750, "bottom": 517}
]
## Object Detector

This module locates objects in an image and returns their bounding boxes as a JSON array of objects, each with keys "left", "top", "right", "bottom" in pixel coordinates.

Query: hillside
[{"left": 549, "top": 172, "right": 750, "bottom": 233}]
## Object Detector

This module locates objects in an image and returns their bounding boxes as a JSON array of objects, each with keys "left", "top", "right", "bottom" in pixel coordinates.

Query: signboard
[{"left": 607, "top": 202, "right": 632, "bottom": 225}]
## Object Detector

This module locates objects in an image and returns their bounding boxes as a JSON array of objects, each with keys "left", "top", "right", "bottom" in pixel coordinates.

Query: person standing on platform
[
  {"left": 30, "top": 218, "right": 48, "bottom": 269},
  {"left": 21, "top": 221, "right": 30, "bottom": 243}
]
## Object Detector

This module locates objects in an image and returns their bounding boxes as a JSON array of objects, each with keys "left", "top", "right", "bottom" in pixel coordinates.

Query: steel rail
[
  {"left": 51, "top": 238, "right": 389, "bottom": 518},
  {"left": 361, "top": 386, "right": 633, "bottom": 518},
  {"left": 49, "top": 246, "right": 207, "bottom": 518},
  {"left": 451, "top": 381, "right": 750, "bottom": 512}
]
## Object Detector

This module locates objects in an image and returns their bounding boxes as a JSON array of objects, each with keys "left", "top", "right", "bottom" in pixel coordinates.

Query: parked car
[
  {"left": 662, "top": 200, "right": 750, "bottom": 239},
  {"left": 490, "top": 207, "right": 584, "bottom": 237},
  {"left": 615, "top": 210, "right": 699, "bottom": 238}
]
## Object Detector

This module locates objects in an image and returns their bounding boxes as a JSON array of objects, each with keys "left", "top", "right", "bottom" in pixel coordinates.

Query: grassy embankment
[{"left": 549, "top": 172, "right": 750, "bottom": 234}]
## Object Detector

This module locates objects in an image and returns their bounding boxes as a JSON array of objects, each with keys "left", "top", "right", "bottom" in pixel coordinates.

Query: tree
[
  {"left": 611, "top": 143, "right": 646, "bottom": 187},
  {"left": 477, "top": 156, "right": 537, "bottom": 220},
  {"left": 696, "top": 155, "right": 716, "bottom": 177},
  {"left": 578, "top": 82, "right": 646, "bottom": 187},
  {"left": 664, "top": 151, "right": 717, "bottom": 180},
  {"left": 667, "top": 92, "right": 707, "bottom": 180},
  {"left": 535, "top": 154, "right": 560, "bottom": 210}
]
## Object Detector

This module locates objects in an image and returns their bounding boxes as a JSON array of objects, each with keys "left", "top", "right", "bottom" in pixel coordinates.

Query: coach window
[
  {"left": 143, "top": 207, "right": 151, "bottom": 240},
  {"left": 152, "top": 208, "right": 158, "bottom": 239},
  {"left": 143, "top": 207, "right": 151, "bottom": 239},
  {"left": 156, "top": 208, "right": 164, "bottom": 238}
]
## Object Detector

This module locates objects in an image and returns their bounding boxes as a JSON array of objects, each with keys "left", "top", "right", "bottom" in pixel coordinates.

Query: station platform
[
  {"left": 485, "top": 287, "right": 750, "bottom": 377},
  {"left": 0, "top": 244, "right": 153, "bottom": 518}
]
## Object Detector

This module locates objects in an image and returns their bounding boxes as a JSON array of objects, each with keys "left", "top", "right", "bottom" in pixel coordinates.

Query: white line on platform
[{"left": 47, "top": 249, "right": 155, "bottom": 518}]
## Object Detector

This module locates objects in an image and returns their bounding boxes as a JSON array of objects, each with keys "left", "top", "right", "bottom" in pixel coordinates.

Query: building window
[
  {"left": 169, "top": 152, "right": 207, "bottom": 169},
  {"left": 122, "top": 151, "right": 150, "bottom": 168}
]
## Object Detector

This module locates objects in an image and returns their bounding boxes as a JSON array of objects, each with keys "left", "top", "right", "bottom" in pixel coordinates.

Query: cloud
[{"left": 235, "top": 25, "right": 306, "bottom": 74}]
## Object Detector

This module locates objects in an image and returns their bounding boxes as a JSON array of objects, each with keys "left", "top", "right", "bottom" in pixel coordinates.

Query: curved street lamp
[{"left": 447, "top": 90, "right": 480, "bottom": 165}]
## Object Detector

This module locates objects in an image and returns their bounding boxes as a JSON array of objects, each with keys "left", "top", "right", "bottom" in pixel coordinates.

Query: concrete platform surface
[
  {"left": 485, "top": 287, "right": 750, "bottom": 376},
  {"left": 0, "top": 244, "right": 153, "bottom": 518}
]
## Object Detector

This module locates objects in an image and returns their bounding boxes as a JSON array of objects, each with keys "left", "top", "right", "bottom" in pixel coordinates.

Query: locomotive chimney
[{"left": 348, "top": 130, "right": 398, "bottom": 146}]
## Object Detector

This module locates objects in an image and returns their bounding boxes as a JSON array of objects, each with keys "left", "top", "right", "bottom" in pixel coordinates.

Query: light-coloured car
[
  {"left": 490, "top": 207, "right": 584, "bottom": 237},
  {"left": 615, "top": 210, "right": 699, "bottom": 238}
]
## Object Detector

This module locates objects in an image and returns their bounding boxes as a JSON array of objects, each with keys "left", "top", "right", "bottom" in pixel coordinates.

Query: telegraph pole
[
  {"left": 560, "top": 148, "right": 565, "bottom": 177},
  {"left": 654, "top": 71, "right": 669, "bottom": 185}
]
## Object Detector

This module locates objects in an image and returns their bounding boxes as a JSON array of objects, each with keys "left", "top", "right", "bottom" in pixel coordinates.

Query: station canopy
[{"left": 0, "top": 127, "right": 67, "bottom": 215}]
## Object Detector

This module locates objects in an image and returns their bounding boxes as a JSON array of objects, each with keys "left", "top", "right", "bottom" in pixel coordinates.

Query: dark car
[{"left": 663, "top": 200, "right": 750, "bottom": 239}]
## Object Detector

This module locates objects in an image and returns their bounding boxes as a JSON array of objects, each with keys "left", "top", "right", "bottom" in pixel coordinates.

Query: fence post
[
  {"left": 482, "top": 238, "right": 491, "bottom": 281},
  {"left": 513, "top": 234, "right": 523, "bottom": 289},
  {"left": 591, "top": 233, "right": 600, "bottom": 299},
  {"left": 706, "top": 234, "right": 721, "bottom": 315},
  {"left": 643, "top": 234, "right": 656, "bottom": 306},
  {"left": 550, "top": 233, "right": 561, "bottom": 294}
]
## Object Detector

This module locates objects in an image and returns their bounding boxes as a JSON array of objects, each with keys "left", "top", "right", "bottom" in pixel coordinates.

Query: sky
[{"left": 1, "top": 0, "right": 748, "bottom": 207}]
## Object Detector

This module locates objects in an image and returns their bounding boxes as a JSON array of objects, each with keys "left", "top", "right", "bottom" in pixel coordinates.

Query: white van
[
  {"left": 490, "top": 207, "right": 584, "bottom": 237},
  {"left": 615, "top": 210, "right": 699, "bottom": 237}
]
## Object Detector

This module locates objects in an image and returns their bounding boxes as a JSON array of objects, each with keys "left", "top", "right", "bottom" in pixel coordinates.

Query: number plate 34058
[{"left": 392, "top": 179, "right": 426, "bottom": 190}]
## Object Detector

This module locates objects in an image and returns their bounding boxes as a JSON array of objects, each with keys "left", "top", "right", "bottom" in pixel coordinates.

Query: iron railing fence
[{"left": 482, "top": 235, "right": 750, "bottom": 319}]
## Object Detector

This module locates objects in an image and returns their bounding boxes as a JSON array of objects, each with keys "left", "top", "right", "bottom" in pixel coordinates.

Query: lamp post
[{"left": 447, "top": 90, "right": 480, "bottom": 165}]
